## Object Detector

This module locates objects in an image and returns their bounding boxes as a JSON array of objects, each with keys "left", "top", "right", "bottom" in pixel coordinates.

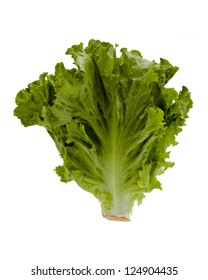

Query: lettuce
[{"left": 14, "top": 40, "right": 192, "bottom": 221}]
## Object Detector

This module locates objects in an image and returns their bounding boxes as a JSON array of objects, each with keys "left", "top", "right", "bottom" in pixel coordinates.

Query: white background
[{"left": 0, "top": 0, "right": 207, "bottom": 279}]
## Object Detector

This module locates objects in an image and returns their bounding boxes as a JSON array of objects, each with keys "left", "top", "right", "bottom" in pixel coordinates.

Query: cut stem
[{"left": 104, "top": 214, "right": 130, "bottom": 222}]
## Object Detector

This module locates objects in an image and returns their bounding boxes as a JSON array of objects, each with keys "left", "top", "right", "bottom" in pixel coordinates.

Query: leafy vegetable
[{"left": 14, "top": 40, "right": 192, "bottom": 221}]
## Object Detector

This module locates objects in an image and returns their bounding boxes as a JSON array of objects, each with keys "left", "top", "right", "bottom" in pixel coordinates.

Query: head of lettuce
[{"left": 14, "top": 40, "right": 192, "bottom": 221}]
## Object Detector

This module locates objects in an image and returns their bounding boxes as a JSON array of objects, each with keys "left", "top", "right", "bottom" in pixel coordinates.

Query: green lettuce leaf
[{"left": 14, "top": 40, "right": 192, "bottom": 221}]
